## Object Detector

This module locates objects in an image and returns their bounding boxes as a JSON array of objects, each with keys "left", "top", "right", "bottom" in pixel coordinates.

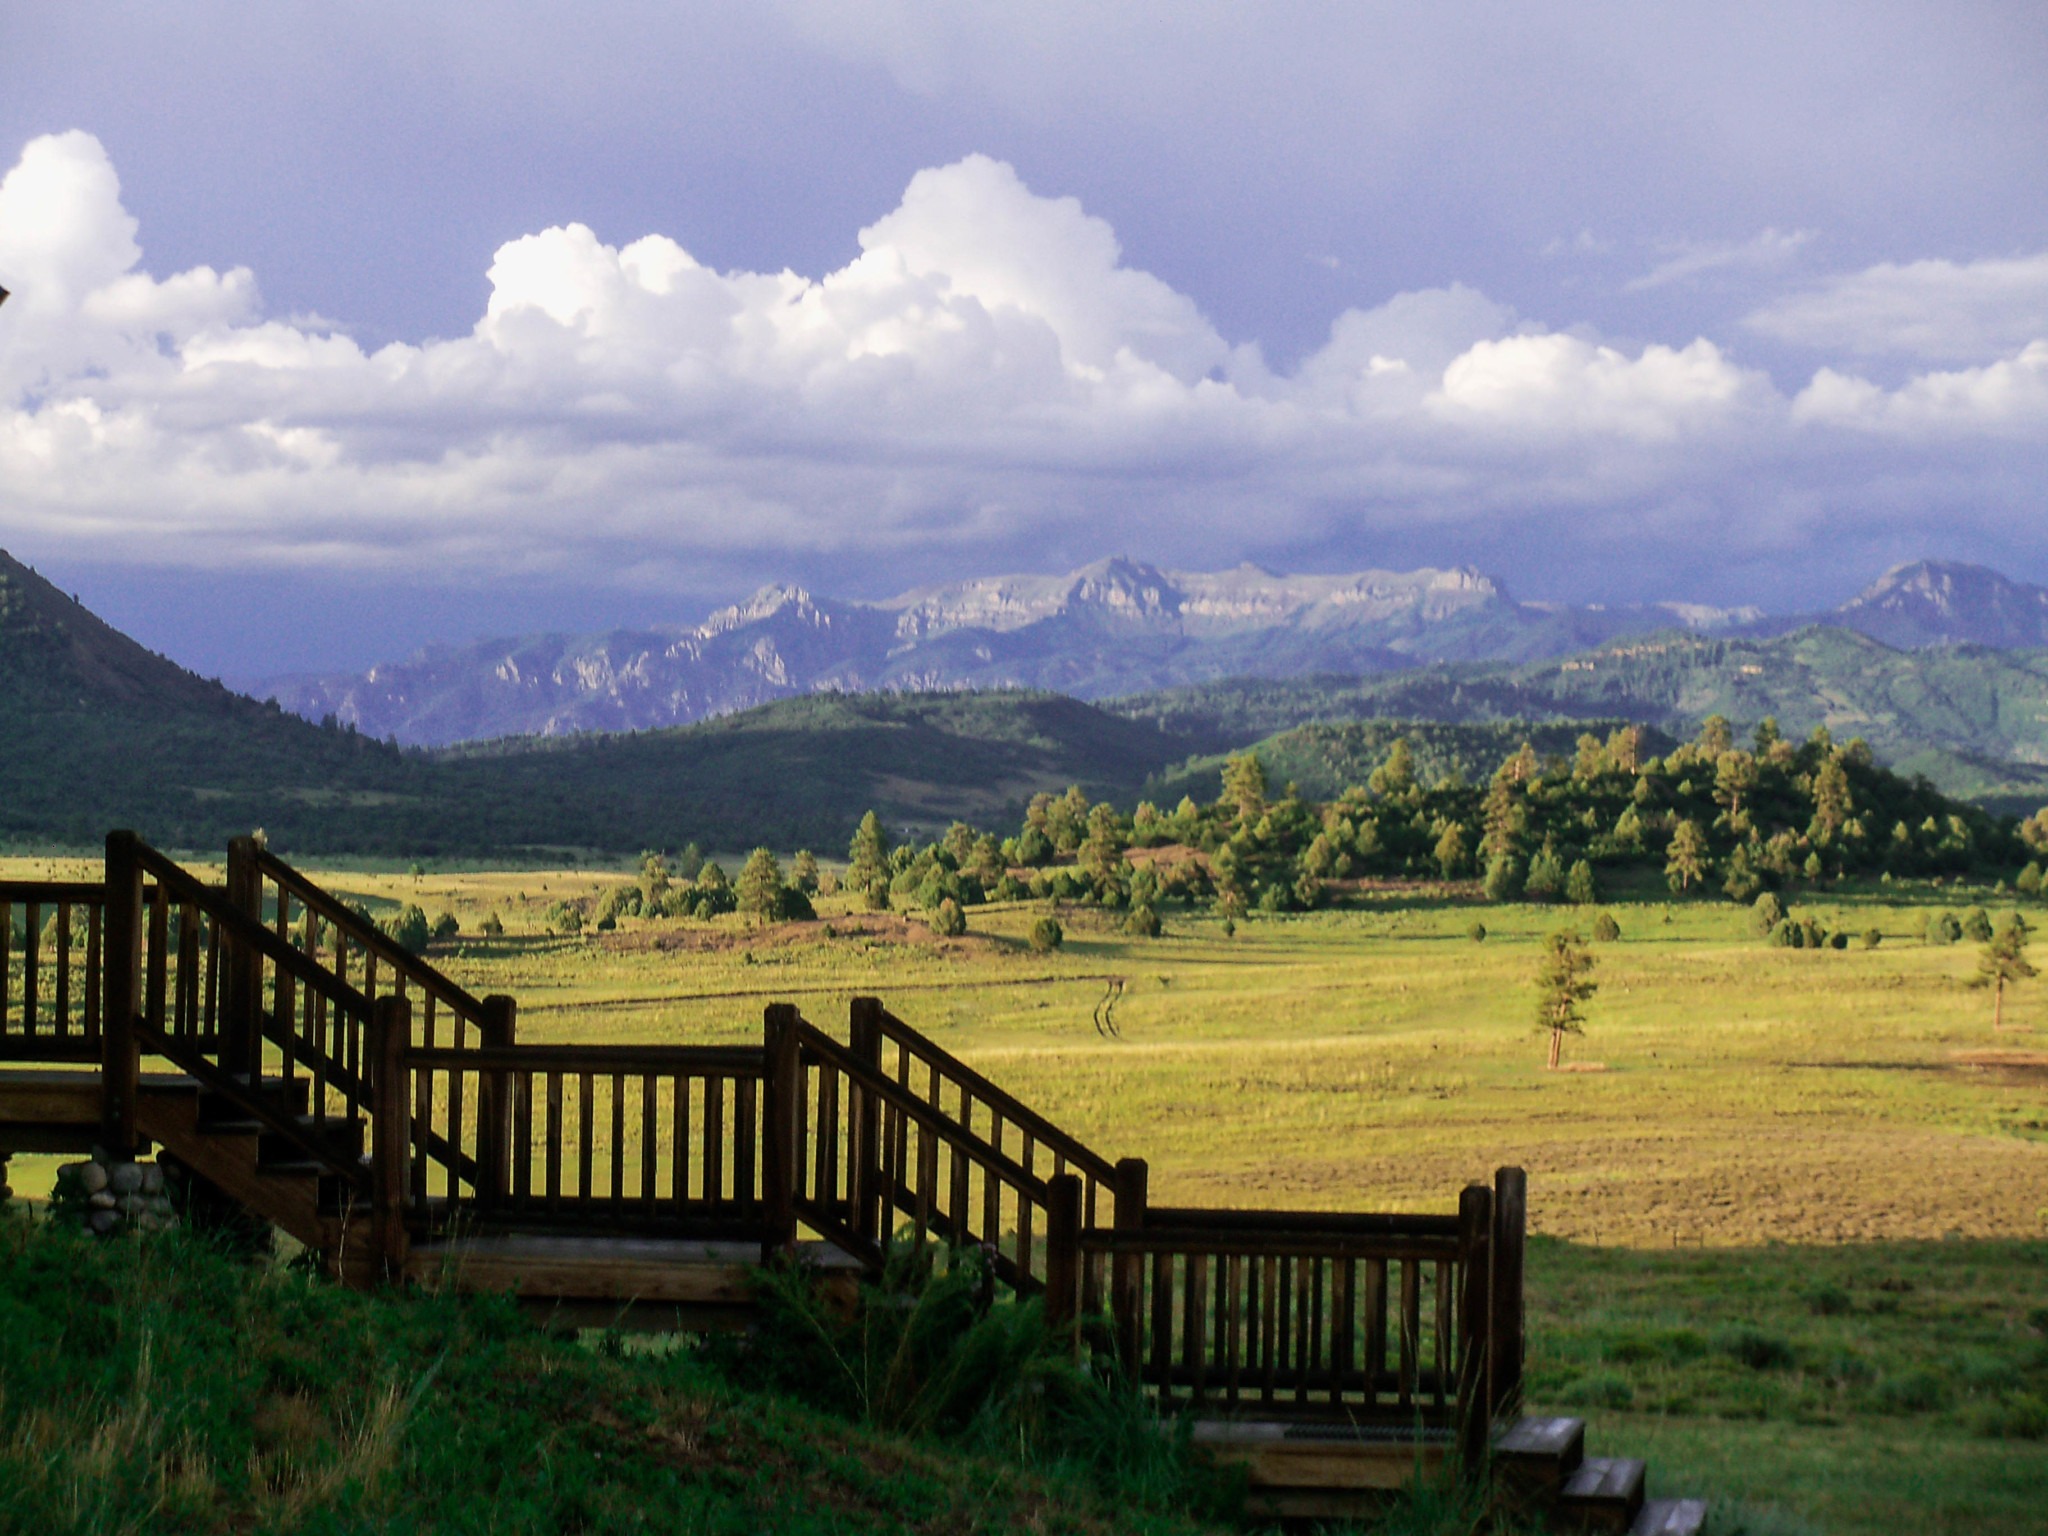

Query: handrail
[
  {"left": 136, "top": 845, "right": 374, "bottom": 1018},
  {"left": 0, "top": 879, "right": 107, "bottom": 902},
  {"left": 1081, "top": 1227, "right": 1466, "bottom": 1262},
  {"left": 872, "top": 1004, "right": 1114, "bottom": 1185},
  {"left": 245, "top": 847, "right": 485, "bottom": 1028},
  {"left": 409, "top": 1043, "right": 767, "bottom": 1074},
  {"left": 793, "top": 1019, "right": 1049, "bottom": 1202},
  {"left": 1143, "top": 1207, "right": 1464, "bottom": 1238}
]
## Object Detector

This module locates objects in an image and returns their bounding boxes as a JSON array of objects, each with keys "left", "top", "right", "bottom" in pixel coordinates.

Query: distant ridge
[
  {"left": 1831, "top": 560, "right": 2048, "bottom": 650},
  {"left": 256, "top": 557, "right": 1760, "bottom": 747}
]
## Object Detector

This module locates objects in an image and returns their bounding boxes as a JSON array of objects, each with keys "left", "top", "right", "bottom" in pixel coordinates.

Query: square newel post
[
  {"left": 475, "top": 996, "right": 516, "bottom": 1211},
  {"left": 1111, "top": 1156, "right": 1148, "bottom": 1378},
  {"left": 761, "top": 1004, "right": 801, "bottom": 1260},
  {"left": 1490, "top": 1166, "right": 1528, "bottom": 1420},
  {"left": 371, "top": 995, "right": 412, "bottom": 1282},
  {"left": 848, "top": 996, "right": 884, "bottom": 1248},
  {"left": 224, "top": 836, "right": 263, "bottom": 1084},
  {"left": 1044, "top": 1172, "right": 1083, "bottom": 1341},
  {"left": 101, "top": 831, "right": 144, "bottom": 1158},
  {"left": 1456, "top": 1182, "right": 1495, "bottom": 1480}
]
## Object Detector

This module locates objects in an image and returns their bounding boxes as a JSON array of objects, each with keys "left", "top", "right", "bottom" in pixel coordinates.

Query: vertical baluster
[
  {"left": 642, "top": 1074, "right": 660, "bottom": 1214},
  {"left": 734, "top": 1073, "right": 757, "bottom": 1214},
  {"left": 815, "top": 1058, "right": 838, "bottom": 1210},
  {"left": 981, "top": 1111, "right": 1003, "bottom": 1252},
  {"left": 1365, "top": 1259, "right": 1388, "bottom": 1404},
  {"left": 1398, "top": 1260, "right": 1419, "bottom": 1409},
  {"left": 1186, "top": 1253, "right": 1209, "bottom": 1407},
  {"left": 23, "top": 901, "right": 40, "bottom": 1038},
  {"left": 53, "top": 903, "right": 71, "bottom": 1043},
  {"left": 1433, "top": 1259, "right": 1453, "bottom": 1408},
  {"left": 144, "top": 888, "right": 168, "bottom": 1040},
  {"left": 1297, "top": 1254, "right": 1318, "bottom": 1407},
  {"left": 606, "top": 1072, "right": 624, "bottom": 1209},
  {"left": 545, "top": 1072, "right": 564, "bottom": 1211},
  {"left": 704, "top": 1075, "right": 726, "bottom": 1209},
  {"left": 1223, "top": 1254, "right": 1244, "bottom": 1410},
  {"left": 514, "top": 1069, "right": 534, "bottom": 1206},
  {"left": 1332, "top": 1258, "right": 1356, "bottom": 1408},
  {"left": 1015, "top": 1131, "right": 1035, "bottom": 1282},
  {"left": 176, "top": 900, "right": 197, "bottom": 1043},
  {"left": 447, "top": 1057, "right": 468, "bottom": 1202},
  {"left": 1150, "top": 1251, "right": 1173, "bottom": 1390},
  {"left": 576, "top": 1071, "right": 595, "bottom": 1203},
  {"left": 410, "top": 1046, "right": 431, "bottom": 1208},
  {"left": 84, "top": 903, "right": 101, "bottom": 1042},
  {"left": 670, "top": 1070, "right": 689, "bottom": 1207}
]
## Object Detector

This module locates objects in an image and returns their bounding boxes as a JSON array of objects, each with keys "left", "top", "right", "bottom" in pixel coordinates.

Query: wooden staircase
[{"left": 0, "top": 831, "right": 1715, "bottom": 1528}]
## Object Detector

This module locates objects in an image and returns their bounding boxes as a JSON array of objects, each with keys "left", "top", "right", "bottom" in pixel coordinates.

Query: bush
[
  {"left": 1029, "top": 916, "right": 1064, "bottom": 953},
  {"left": 2019, "top": 861, "right": 2044, "bottom": 897},
  {"left": 1827, "top": 929, "right": 1848, "bottom": 950},
  {"left": 1591, "top": 912, "right": 1621, "bottom": 943},
  {"left": 1962, "top": 905, "right": 1995, "bottom": 942},
  {"left": 383, "top": 903, "right": 430, "bottom": 955},
  {"left": 931, "top": 897, "right": 967, "bottom": 938},
  {"left": 1524, "top": 847, "right": 1566, "bottom": 902},
  {"left": 479, "top": 911, "right": 504, "bottom": 937},
  {"left": 1468, "top": 921, "right": 1487, "bottom": 943},
  {"left": 431, "top": 910, "right": 459, "bottom": 941},
  {"left": 1862, "top": 927, "right": 1883, "bottom": 949},
  {"left": 1751, "top": 890, "right": 1786, "bottom": 935},
  {"left": 1771, "top": 918, "right": 1798, "bottom": 948},
  {"left": 1123, "top": 903, "right": 1162, "bottom": 938},
  {"left": 1926, "top": 910, "right": 1963, "bottom": 945},
  {"left": 1716, "top": 1327, "right": 1796, "bottom": 1371}
]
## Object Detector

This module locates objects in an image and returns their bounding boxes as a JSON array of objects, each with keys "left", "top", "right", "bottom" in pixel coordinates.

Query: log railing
[
  {"left": 245, "top": 842, "right": 492, "bottom": 1052},
  {"left": 0, "top": 836, "right": 1531, "bottom": 1459},
  {"left": 405, "top": 1040, "right": 775, "bottom": 1242},
  {"left": 0, "top": 880, "right": 103, "bottom": 1062},
  {"left": 864, "top": 998, "right": 1120, "bottom": 1231}
]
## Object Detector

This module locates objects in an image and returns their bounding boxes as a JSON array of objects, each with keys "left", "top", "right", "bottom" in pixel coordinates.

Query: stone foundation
[{"left": 51, "top": 1145, "right": 180, "bottom": 1235}]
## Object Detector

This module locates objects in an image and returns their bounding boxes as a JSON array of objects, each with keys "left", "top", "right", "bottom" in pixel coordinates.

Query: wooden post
[
  {"left": 761, "top": 1003, "right": 801, "bottom": 1259},
  {"left": 476, "top": 995, "right": 516, "bottom": 1210},
  {"left": 1456, "top": 1182, "right": 1494, "bottom": 1480},
  {"left": 224, "top": 836, "right": 263, "bottom": 1083},
  {"left": 371, "top": 995, "right": 412, "bottom": 1281},
  {"left": 1111, "top": 1156, "right": 1149, "bottom": 1378},
  {"left": 849, "top": 996, "right": 884, "bottom": 1247},
  {"left": 101, "top": 831, "right": 144, "bottom": 1158},
  {"left": 1490, "top": 1166, "right": 1527, "bottom": 1419},
  {"left": 1045, "top": 1172, "right": 1083, "bottom": 1339}
]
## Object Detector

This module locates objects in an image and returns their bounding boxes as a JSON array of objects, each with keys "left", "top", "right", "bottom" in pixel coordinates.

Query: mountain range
[{"left": 254, "top": 557, "right": 2048, "bottom": 749}]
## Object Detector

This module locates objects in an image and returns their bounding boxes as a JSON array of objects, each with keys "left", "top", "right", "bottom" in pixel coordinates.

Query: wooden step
[
  {"left": 1558, "top": 1456, "right": 1647, "bottom": 1532},
  {"left": 1493, "top": 1414, "right": 1585, "bottom": 1513},
  {"left": 1630, "top": 1498, "right": 1708, "bottom": 1536}
]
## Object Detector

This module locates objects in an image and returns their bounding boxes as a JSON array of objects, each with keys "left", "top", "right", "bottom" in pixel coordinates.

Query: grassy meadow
[{"left": 5, "top": 851, "right": 2045, "bottom": 1533}]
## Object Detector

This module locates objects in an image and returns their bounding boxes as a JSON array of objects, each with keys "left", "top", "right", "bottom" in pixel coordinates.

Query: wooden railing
[
  {"left": 405, "top": 1040, "right": 776, "bottom": 1242},
  {"left": 866, "top": 1000, "right": 1121, "bottom": 1233},
  {"left": 245, "top": 842, "right": 493, "bottom": 1052},
  {"left": 0, "top": 836, "right": 1530, "bottom": 1459},
  {"left": 0, "top": 880, "right": 103, "bottom": 1062}
]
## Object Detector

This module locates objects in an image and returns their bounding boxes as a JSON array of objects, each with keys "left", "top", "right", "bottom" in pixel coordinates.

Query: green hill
[{"left": 1110, "top": 627, "right": 2048, "bottom": 813}]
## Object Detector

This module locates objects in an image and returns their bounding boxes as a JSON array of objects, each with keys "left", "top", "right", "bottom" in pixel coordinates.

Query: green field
[{"left": 7, "top": 855, "right": 2045, "bottom": 1533}]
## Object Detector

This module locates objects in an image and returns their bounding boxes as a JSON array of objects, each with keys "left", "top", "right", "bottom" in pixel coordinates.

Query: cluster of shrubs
[
  {"left": 1749, "top": 892, "right": 1880, "bottom": 951},
  {"left": 1923, "top": 905, "right": 1997, "bottom": 945}
]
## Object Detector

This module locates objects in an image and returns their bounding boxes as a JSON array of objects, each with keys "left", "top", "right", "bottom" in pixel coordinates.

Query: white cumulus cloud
[{"left": 0, "top": 131, "right": 2042, "bottom": 594}]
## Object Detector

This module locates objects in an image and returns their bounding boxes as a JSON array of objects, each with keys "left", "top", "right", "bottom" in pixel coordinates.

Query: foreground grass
[{"left": 0, "top": 1216, "right": 1226, "bottom": 1536}]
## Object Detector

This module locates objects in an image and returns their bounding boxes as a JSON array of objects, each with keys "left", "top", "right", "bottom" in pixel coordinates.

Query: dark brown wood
[
  {"left": 371, "top": 994, "right": 412, "bottom": 1279},
  {"left": 476, "top": 995, "right": 516, "bottom": 1209},
  {"left": 1044, "top": 1171, "right": 1082, "bottom": 1334},
  {"left": 102, "top": 832, "right": 144, "bottom": 1156},
  {"left": 762, "top": 1004, "right": 800, "bottom": 1255},
  {"left": 1456, "top": 1181, "right": 1494, "bottom": 1478},
  {"left": 1112, "top": 1156, "right": 1149, "bottom": 1377},
  {"left": 849, "top": 997, "right": 884, "bottom": 1245},
  {"left": 224, "top": 837, "right": 262, "bottom": 1081},
  {"left": 1491, "top": 1165, "right": 1527, "bottom": 1419}
]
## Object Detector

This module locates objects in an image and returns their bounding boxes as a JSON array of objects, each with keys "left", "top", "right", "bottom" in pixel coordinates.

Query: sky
[{"left": 2, "top": 2, "right": 2046, "bottom": 677}]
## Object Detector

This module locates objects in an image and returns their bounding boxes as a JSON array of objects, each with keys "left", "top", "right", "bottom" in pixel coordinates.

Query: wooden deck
[{"left": 0, "top": 832, "right": 1713, "bottom": 1531}]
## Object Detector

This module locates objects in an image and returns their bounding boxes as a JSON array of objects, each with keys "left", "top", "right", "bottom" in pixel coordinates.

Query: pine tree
[
  {"left": 1222, "top": 754, "right": 1269, "bottom": 825},
  {"left": 1976, "top": 917, "right": 2036, "bottom": 1030},
  {"left": 737, "top": 847, "right": 783, "bottom": 922},
  {"left": 1535, "top": 928, "right": 1597, "bottom": 1069},
  {"left": 1433, "top": 822, "right": 1469, "bottom": 879},
  {"left": 847, "top": 811, "right": 890, "bottom": 896},
  {"left": 1665, "top": 819, "right": 1709, "bottom": 893}
]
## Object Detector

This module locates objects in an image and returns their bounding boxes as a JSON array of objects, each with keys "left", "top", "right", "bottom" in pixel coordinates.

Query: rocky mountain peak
[{"left": 1836, "top": 560, "right": 2048, "bottom": 649}]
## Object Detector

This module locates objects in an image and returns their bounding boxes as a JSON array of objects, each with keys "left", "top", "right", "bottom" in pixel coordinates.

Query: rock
[
  {"left": 79, "top": 1162, "right": 110, "bottom": 1195},
  {"left": 88, "top": 1210, "right": 118, "bottom": 1235},
  {"left": 146, "top": 1195, "right": 175, "bottom": 1218},
  {"left": 140, "top": 1164, "right": 165, "bottom": 1195},
  {"left": 118, "top": 1194, "right": 147, "bottom": 1217},
  {"left": 88, "top": 1191, "right": 118, "bottom": 1210},
  {"left": 109, "top": 1163, "right": 144, "bottom": 1195}
]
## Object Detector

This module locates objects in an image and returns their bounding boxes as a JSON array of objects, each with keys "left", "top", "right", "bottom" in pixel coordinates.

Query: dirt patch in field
[
  {"left": 597, "top": 913, "right": 991, "bottom": 957},
  {"left": 1950, "top": 1048, "right": 2048, "bottom": 1086}
]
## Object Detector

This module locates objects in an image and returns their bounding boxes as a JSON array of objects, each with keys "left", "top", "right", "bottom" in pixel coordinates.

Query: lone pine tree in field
[
  {"left": 1535, "top": 927, "right": 1597, "bottom": 1069},
  {"left": 737, "top": 847, "right": 783, "bottom": 922},
  {"left": 1975, "top": 915, "right": 2037, "bottom": 1030}
]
